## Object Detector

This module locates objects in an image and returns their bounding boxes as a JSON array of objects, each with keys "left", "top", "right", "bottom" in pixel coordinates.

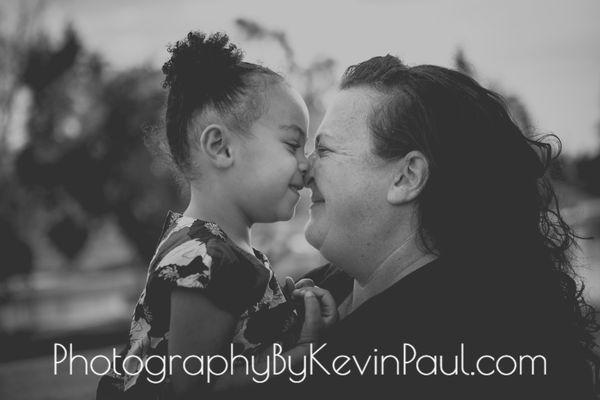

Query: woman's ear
[
  {"left": 198, "top": 124, "right": 234, "bottom": 168},
  {"left": 387, "top": 150, "right": 429, "bottom": 205}
]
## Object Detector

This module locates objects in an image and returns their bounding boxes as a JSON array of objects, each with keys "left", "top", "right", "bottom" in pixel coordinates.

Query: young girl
[{"left": 96, "top": 31, "right": 336, "bottom": 399}]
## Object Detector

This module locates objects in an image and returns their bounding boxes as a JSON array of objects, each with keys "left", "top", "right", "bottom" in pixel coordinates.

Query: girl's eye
[{"left": 285, "top": 142, "right": 301, "bottom": 153}]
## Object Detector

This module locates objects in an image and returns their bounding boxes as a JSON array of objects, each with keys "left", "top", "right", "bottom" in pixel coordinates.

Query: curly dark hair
[
  {"left": 161, "top": 31, "right": 282, "bottom": 177},
  {"left": 341, "top": 55, "right": 599, "bottom": 387}
]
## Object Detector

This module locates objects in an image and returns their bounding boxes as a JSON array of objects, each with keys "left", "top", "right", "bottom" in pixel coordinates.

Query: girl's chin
[
  {"left": 282, "top": 205, "right": 297, "bottom": 221},
  {"left": 268, "top": 205, "right": 297, "bottom": 223}
]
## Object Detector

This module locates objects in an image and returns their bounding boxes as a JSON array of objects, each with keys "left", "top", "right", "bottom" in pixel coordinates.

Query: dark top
[
  {"left": 259, "top": 257, "right": 595, "bottom": 400},
  {"left": 97, "top": 211, "right": 297, "bottom": 399}
]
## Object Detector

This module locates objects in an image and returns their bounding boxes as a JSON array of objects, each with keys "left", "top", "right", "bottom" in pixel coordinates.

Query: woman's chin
[{"left": 304, "top": 220, "right": 326, "bottom": 251}]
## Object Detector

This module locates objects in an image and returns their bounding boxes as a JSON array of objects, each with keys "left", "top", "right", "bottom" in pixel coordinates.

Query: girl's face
[{"left": 231, "top": 83, "right": 309, "bottom": 223}]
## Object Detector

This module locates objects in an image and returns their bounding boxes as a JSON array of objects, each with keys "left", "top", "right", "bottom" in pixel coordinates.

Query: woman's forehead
[{"left": 318, "top": 88, "right": 380, "bottom": 142}]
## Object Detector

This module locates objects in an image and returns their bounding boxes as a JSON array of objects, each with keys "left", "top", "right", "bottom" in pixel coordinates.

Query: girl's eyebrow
[{"left": 279, "top": 124, "right": 306, "bottom": 140}]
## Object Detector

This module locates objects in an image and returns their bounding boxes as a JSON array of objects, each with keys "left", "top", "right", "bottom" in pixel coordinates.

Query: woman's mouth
[
  {"left": 310, "top": 190, "right": 325, "bottom": 203},
  {"left": 306, "top": 179, "right": 324, "bottom": 203}
]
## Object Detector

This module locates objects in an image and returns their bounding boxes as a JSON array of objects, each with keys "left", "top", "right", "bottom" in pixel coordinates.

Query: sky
[{"left": 12, "top": 0, "right": 600, "bottom": 155}]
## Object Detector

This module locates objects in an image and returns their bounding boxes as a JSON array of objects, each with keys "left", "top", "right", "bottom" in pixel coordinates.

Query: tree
[
  {"left": 13, "top": 24, "right": 101, "bottom": 262},
  {"left": 235, "top": 18, "right": 337, "bottom": 138},
  {"left": 4, "top": 19, "right": 182, "bottom": 270},
  {"left": 573, "top": 94, "right": 600, "bottom": 196},
  {"left": 93, "top": 67, "right": 182, "bottom": 260},
  {"left": 454, "top": 47, "right": 475, "bottom": 78},
  {"left": 453, "top": 48, "right": 534, "bottom": 137},
  {"left": 0, "top": 1, "right": 43, "bottom": 163}
]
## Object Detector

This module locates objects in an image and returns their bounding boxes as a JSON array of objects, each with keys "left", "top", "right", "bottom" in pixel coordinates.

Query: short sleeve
[
  {"left": 153, "top": 240, "right": 212, "bottom": 289},
  {"left": 150, "top": 238, "right": 270, "bottom": 315},
  {"left": 203, "top": 238, "right": 271, "bottom": 314}
]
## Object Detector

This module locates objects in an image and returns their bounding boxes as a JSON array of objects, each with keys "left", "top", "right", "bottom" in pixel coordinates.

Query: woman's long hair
[{"left": 341, "top": 55, "right": 599, "bottom": 381}]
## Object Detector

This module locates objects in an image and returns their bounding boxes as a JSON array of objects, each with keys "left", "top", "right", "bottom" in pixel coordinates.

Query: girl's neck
[{"left": 183, "top": 186, "right": 253, "bottom": 254}]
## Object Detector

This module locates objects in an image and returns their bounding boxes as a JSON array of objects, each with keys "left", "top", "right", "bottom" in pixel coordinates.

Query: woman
[{"left": 282, "top": 55, "right": 599, "bottom": 399}]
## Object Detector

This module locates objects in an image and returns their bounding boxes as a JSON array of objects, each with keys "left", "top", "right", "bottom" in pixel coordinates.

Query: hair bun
[{"left": 162, "top": 31, "right": 244, "bottom": 105}]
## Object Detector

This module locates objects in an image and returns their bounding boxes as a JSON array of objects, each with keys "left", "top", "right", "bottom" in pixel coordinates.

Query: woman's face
[{"left": 304, "top": 88, "right": 393, "bottom": 269}]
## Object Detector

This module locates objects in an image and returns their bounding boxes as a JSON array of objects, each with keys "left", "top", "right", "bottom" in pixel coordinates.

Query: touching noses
[
  {"left": 297, "top": 151, "right": 310, "bottom": 173},
  {"left": 301, "top": 151, "right": 316, "bottom": 186}
]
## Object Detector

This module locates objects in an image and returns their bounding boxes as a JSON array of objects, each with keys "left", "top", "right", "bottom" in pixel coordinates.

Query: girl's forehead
[{"left": 262, "top": 84, "right": 309, "bottom": 127}]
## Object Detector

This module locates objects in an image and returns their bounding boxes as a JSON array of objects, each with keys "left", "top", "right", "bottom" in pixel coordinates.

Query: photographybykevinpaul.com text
[{"left": 54, "top": 342, "right": 548, "bottom": 384}]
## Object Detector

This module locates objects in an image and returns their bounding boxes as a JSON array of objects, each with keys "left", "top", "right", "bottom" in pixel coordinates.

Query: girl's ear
[
  {"left": 198, "top": 124, "right": 234, "bottom": 168},
  {"left": 387, "top": 151, "right": 429, "bottom": 205}
]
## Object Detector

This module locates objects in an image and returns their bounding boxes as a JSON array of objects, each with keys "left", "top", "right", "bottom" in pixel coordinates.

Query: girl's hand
[
  {"left": 296, "top": 291, "right": 323, "bottom": 345},
  {"left": 294, "top": 286, "right": 339, "bottom": 337},
  {"left": 282, "top": 276, "right": 314, "bottom": 301},
  {"left": 283, "top": 276, "right": 316, "bottom": 316}
]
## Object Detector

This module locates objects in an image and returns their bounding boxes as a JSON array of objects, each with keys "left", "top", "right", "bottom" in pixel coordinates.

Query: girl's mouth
[{"left": 289, "top": 184, "right": 303, "bottom": 194}]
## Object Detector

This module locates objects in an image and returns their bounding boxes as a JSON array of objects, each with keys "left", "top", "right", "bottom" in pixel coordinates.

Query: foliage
[
  {"left": 454, "top": 48, "right": 534, "bottom": 137},
  {"left": 235, "top": 18, "right": 337, "bottom": 137},
  {"left": 1, "top": 19, "right": 184, "bottom": 279},
  {"left": 573, "top": 142, "right": 600, "bottom": 196}
]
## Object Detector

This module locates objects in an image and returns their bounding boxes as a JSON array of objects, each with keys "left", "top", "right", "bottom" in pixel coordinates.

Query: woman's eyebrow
[
  {"left": 279, "top": 124, "right": 306, "bottom": 140},
  {"left": 315, "top": 132, "right": 335, "bottom": 145}
]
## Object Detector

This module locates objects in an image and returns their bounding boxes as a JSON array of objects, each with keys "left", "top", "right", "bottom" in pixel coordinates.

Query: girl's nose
[{"left": 298, "top": 152, "right": 310, "bottom": 173}]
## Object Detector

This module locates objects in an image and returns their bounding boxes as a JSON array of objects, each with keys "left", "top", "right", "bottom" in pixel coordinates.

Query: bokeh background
[{"left": 0, "top": 0, "right": 599, "bottom": 399}]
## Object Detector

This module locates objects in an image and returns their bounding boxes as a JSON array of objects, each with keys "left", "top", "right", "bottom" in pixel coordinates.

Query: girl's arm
[
  {"left": 169, "top": 285, "right": 338, "bottom": 397},
  {"left": 212, "top": 288, "right": 338, "bottom": 391},
  {"left": 169, "top": 287, "right": 237, "bottom": 399}
]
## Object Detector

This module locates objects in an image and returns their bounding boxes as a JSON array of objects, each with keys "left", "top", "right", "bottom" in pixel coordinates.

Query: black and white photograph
[{"left": 0, "top": 0, "right": 599, "bottom": 399}]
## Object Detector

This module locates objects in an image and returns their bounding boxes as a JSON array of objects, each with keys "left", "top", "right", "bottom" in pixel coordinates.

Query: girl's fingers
[
  {"left": 298, "top": 291, "right": 321, "bottom": 344},
  {"left": 283, "top": 276, "right": 295, "bottom": 301},
  {"left": 295, "top": 278, "right": 315, "bottom": 289},
  {"left": 293, "top": 287, "right": 338, "bottom": 323}
]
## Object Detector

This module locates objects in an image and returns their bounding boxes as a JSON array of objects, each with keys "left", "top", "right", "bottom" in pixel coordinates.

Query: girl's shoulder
[
  {"left": 147, "top": 211, "right": 272, "bottom": 315},
  {"left": 153, "top": 210, "right": 269, "bottom": 271}
]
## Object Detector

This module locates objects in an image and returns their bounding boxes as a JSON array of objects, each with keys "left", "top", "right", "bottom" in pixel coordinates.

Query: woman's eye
[{"left": 316, "top": 145, "right": 330, "bottom": 156}]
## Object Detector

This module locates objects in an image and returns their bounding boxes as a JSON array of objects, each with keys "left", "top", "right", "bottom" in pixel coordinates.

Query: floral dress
[{"left": 96, "top": 211, "right": 298, "bottom": 399}]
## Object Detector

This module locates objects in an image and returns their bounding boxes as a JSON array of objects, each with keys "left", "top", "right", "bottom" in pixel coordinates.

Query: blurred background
[{"left": 0, "top": 0, "right": 598, "bottom": 398}]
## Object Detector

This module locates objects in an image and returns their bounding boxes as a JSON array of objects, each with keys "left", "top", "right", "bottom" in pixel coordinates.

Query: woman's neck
[
  {"left": 335, "top": 210, "right": 426, "bottom": 285},
  {"left": 183, "top": 185, "right": 253, "bottom": 254},
  {"left": 351, "top": 231, "right": 423, "bottom": 285}
]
